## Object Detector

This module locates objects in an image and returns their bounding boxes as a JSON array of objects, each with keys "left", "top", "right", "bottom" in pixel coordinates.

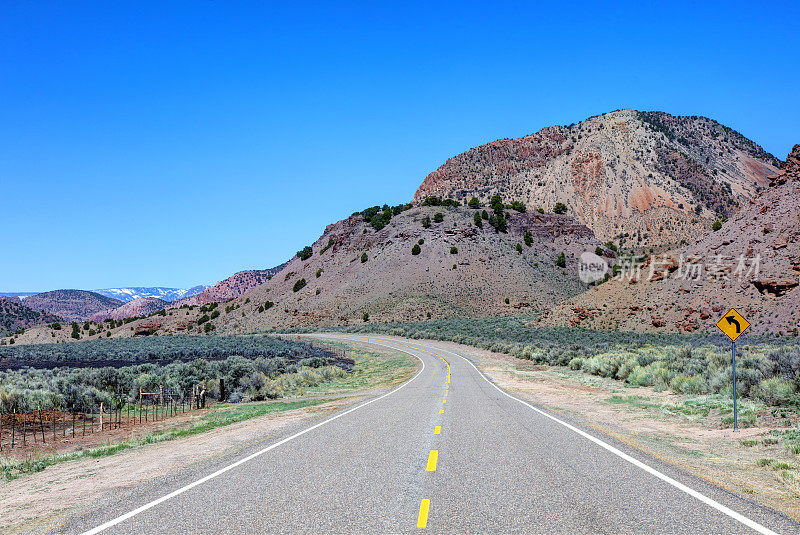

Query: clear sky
[{"left": 2, "top": 1, "right": 798, "bottom": 290}]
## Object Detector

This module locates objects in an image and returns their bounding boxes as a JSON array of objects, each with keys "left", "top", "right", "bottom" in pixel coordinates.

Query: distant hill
[
  {"left": 539, "top": 144, "right": 800, "bottom": 335},
  {"left": 23, "top": 290, "right": 124, "bottom": 321},
  {"left": 93, "top": 285, "right": 209, "bottom": 303},
  {"left": 171, "top": 262, "right": 289, "bottom": 307},
  {"left": 414, "top": 109, "right": 779, "bottom": 248},
  {"left": 90, "top": 297, "right": 170, "bottom": 322},
  {"left": 0, "top": 297, "right": 64, "bottom": 336}
]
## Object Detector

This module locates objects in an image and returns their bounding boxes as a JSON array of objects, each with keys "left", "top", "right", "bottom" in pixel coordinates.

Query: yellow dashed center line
[
  {"left": 417, "top": 499, "right": 430, "bottom": 528},
  {"left": 434, "top": 425, "right": 441, "bottom": 435},
  {"left": 426, "top": 450, "right": 439, "bottom": 471}
]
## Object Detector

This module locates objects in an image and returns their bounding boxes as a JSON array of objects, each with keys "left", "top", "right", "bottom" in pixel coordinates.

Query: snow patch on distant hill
[{"left": 93, "top": 286, "right": 210, "bottom": 303}]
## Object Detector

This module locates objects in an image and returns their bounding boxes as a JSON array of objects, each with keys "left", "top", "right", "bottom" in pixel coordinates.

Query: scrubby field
[
  {"left": 0, "top": 336, "right": 351, "bottom": 413},
  {"left": 321, "top": 317, "right": 800, "bottom": 409}
]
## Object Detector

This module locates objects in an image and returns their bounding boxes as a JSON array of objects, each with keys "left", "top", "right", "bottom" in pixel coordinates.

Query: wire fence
[{"left": 0, "top": 385, "right": 208, "bottom": 452}]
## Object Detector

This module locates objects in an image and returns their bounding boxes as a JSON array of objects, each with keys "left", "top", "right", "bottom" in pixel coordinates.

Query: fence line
[{"left": 0, "top": 385, "right": 208, "bottom": 452}]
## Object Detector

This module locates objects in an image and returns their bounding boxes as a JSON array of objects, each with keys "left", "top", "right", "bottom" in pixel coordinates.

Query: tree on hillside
[
  {"left": 468, "top": 197, "right": 481, "bottom": 209},
  {"left": 556, "top": 252, "right": 566, "bottom": 268},
  {"left": 554, "top": 202, "right": 568, "bottom": 215},
  {"left": 433, "top": 212, "right": 444, "bottom": 223},
  {"left": 509, "top": 200, "right": 526, "bottom": 212},
  {"left": 412, "top": 243, "right": 421, "bottom": 255},
  {"left": 474, "top": 211, "right": 483, "bottom": 228},
  {"left": 297, "top": 246, "right": 313, "bottom": 260},
  {"left": 524, "top": 230, "right": 533, "bottom": 246},
  {"left": 361, "top": 252, "right": 368, "bottom": 263},
  {"left": 422, "top": 216, "right": 431, "bottom": 228}
]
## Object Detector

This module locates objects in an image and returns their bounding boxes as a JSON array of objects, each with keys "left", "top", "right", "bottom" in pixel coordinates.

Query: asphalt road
[{"left": 61, "top": 335, "right": 798, "bottom": 535}]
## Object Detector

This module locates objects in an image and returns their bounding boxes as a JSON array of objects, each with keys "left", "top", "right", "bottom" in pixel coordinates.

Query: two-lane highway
[{"left": 62, "top": 335, "right": 798, "bottom": 534}]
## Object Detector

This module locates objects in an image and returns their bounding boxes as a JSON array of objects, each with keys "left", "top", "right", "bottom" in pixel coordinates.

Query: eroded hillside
[
  {"left": 539, "top": 145, "right": 800, "bottom": 335},
  {"left": 414, "top": 110, "right": 779, "bottom": 247}
]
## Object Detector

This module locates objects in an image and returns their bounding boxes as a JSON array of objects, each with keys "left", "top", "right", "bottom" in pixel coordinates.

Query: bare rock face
[
  {"left": 768, "top": 144, "right": 800, "bottom": 186},
  {"left": 539, "top": 144, "right": 800, "bottom": 336},
  {"left": 414, "top": 110, "right": 779, "bottom": 247}
]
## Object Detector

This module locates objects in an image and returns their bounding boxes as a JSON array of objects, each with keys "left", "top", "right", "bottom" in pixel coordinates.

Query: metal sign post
[
  {"left": 715, "top": 308, "right": 750, "bottom": 432},
  {"left": 732, "top": 341, "right": 737, "bottom": 431}
]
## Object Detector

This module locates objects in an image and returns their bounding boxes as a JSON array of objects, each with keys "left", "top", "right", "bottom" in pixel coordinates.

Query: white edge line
[
  {"left": 81, "top": 339, "right": 424, "bottom": 535},
  {"left": 360, "top": 336, "right": 780, "bottom": 535}
]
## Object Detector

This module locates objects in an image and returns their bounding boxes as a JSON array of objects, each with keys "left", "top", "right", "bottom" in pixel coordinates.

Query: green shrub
[
  {"left": 297, "top": 246, "right": 313, "bottom": 261},
  {"left": 554, "top": 202, "right": 567, "bottom": 214},
  {"left": 319, "top": 238, "right": 334, "bottom": 254},
  {"left": 555, "top": 252, "right": 566, "bottom": 268},
  {"left": 669, "top": 375, "right": 705, "bottom": 395},
  {"left": 474, "top": 212, "right": 483, "bottom": 228},
  {"left": 468, "top": 197, "right": 481, "bottom": 209},
  {"left": 712, "top": 220, "right": 722, "bottom": 231},
  {"left": 292, "top": 278, "right": 307, "bottom": 292},
  {"left": 753, "top": 378, "right": 795, "bottom": 405},
  {"left": 524, "top": 231, "right": 533, "bottom": 247},
  {"left": 362, "top": 312, "right": 369, "bottom": 322},
  {"left": 509, "top": 200, "right": 526, "bottom": 212},
  {"left": 316, "top": 268, "right": 323, "bottom": 278},
  {"left": 422, "top": 216, "right": 431, "bottom": 228},
  {"left": 433, "top": 212, "right": 444, "bottom": 223},
  {"left": 412, "top": 244, "right": 421, "bottom": 255},
  {"left": 361, "top": 252, "right": 368, "bottom": 263},
  {"left": 450, "top": 247, "right": 458, "bottom": 255},
  {"left": 516, "top": 243, "right": 522, "bottom": 254}
]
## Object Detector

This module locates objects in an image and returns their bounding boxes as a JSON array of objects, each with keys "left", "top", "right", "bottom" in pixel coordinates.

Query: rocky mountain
[
  {"left": 171, "top": 262, "right": 289, "bottom": 307},
  {"left": 0, "top": 297, "right": 64, "bottom": 336},
  {"left": 414, "top": 109, "right": 780, "bottom": 248},
  {"left": 539, "top": 144, "right": 800, "bottom": 336},
  {"left": 22, "top": 290, "right": 124, "bottom": 321},
  {"left": 93, "top": 286, "right": 209, "bottom": 303},
  {"left": 89, "top": 297, "right": 170, "bottom": 322}
]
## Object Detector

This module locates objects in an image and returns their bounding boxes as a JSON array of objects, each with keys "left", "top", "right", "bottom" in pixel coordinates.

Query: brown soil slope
[
  {"left": 539, "top": 145, "right": 800, "bottom": 336},
  {"left": 223, "top": 206, "right": 602, "bottom": 330},
  {"left": 414, "top": 110, "right": 779, "bottom": 248}
]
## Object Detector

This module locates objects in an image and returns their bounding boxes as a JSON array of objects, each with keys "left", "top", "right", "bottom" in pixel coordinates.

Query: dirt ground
[
  {"left": 0, "top": 397, "right": 362, "bottom": 535},
  {"left": 423, "top": 339, "right": 800, "bottom": 521}
]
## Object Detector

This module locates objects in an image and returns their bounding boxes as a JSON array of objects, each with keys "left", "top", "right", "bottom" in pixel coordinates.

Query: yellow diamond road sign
[{"left": 716, "top": 308, "right": 750, "bottom": 342}]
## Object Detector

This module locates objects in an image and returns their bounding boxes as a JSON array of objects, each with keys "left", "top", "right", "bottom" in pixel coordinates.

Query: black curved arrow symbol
[{"left": 726, "top": 316, "right": 741, "bottom": 333}]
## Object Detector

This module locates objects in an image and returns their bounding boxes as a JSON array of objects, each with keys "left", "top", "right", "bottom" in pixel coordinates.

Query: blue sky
[{"left": 2, "top": 1, "right": 798, "bottom": 290}]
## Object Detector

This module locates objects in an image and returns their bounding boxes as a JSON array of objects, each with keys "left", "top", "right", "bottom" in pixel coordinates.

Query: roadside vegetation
[
  {"left": 0, "top": 336, "right": 350, "bottom": 412},
  {"left": 0, "top": 340, "right": 414, "bottom": 481},
  {"left": 323, "top": 317, "right": 800, "bottom": 414}
]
